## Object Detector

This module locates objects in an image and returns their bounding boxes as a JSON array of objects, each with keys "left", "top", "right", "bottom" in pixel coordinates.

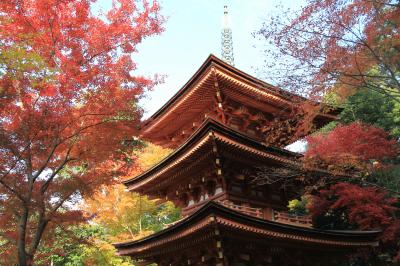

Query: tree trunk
[
  {"left": 17, "top": 208, "right": 29, "bottom": 266},
  {"left": 17, "top": 205, "right": 32, "bottom": 266},
  {"left": 18, "top": 252, "right": 27, "bottom": 266},
  {"left": 17, "top": 239, "right": 34, "bottom": 266}
]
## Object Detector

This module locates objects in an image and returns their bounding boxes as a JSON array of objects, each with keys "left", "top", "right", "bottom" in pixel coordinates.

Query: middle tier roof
[{"left": 124, "top": 118, "right": 301, "bottom": 196}]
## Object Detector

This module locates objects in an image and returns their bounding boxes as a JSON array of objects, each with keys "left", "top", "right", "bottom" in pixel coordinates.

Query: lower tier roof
[{"left": 114, "top": 201, "right": 379, "bottom": 259}]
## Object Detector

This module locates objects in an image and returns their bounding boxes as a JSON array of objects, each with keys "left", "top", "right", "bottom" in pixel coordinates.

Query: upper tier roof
[{"left": 140, "top": 54, "right": 337, "bottom": 148}]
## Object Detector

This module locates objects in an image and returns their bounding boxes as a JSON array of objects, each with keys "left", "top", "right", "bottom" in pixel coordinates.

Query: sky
[
  {"left": 134, "top": 0, "right": 269, "bottom": 117},
  {"left": 105, "top": 0, "right": 305, "bottom": 116},
  {"left": 97, "top": 0, "right": 307, "bottom": 151}
]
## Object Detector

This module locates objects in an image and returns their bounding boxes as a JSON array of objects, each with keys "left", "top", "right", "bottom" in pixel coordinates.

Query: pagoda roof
[
  {"left": 146, "top": 54, "right": 297, "bottom": 121},
  {"left": 114, "top": 201, "right": 379, "bottom": 257},
  {"left": 123, "top": 118, "right": 301, "bottom": 193},
  {"left": 140, "top": 54, "right": 337, "bottom": 148}
]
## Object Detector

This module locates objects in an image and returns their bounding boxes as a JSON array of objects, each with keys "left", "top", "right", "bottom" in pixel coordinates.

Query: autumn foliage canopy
[
  {"left": 260, "top": 0, "right": 400, "bottom": 100},
  {"left": 309, "top": 182, "right": 400, "bottom": 261},
  {"left": 310, "top": 182, "right": 397, "bottom": 230},
  {"left": 0, "top": 0, "right": 163, "bottom": 264},
  {"left": 303, "top": 122, "right": 399, "bottom": 261},
  {"left": 304, "top": 123, "right": 397, "bottom": 173}
]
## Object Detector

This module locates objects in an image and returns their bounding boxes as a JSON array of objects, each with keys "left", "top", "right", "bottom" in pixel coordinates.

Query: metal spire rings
[{"left": 221, "top": 5, "right": 234, "bottom": 66}]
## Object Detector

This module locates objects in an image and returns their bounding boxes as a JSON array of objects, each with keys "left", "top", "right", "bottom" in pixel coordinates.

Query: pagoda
[{"left": 114, "top": 55, "right": 379, "bottom": 265}]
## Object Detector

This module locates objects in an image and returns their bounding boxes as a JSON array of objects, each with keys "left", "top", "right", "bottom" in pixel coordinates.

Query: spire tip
[{"left": 221, "top": 5, "right": 234, "bottom": 66}]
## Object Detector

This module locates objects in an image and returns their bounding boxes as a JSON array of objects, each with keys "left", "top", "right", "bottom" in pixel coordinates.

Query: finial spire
[{"left": 221, "top": 5, "right": 234, "bottom": 66}]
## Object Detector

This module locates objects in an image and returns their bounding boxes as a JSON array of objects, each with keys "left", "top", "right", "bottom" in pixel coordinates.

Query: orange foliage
[
  {"left": 83, "top": 143, "right": 175, "bottom": 243},
  {"left": 83, "top": 184, "right": 156, "bottom": 242},
  {"left": 0, "top": 0, "right": 163, "bottom": 264},
  {"left": 121, "top": 142, "right": 172, "bottom": 180}
]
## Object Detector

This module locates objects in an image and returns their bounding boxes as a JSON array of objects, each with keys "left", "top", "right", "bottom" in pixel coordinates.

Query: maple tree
[
  {"left": 83, "top": 184, "right": 179, "bottom": 242},
  {"left": 309, "top": 183, "right": 400, "bottom": 262},
  {"left": 309, "top": 183, "right": 397, "bottom": 230},
  {"left": 34, "top": 225, "right": 135, "bottom": 266},
  {"left": 256, "top": 0, "right": 399, "bottom": 146},
  {"left": 132, "top": 142, "right": 172, "bottom": 171},
  {"left": 301, "top": 122, "right": 400, "bottom": 263},
  {"left": 0, "top": 0, "right": 163, "bottom": 265},
  {"left": 78, "top": 143, "right": 176, "bottom": 264},
  {"left": 253, "top": 122, "right": 398, "bottom": 200},
  {"left": 260, "top": 3, "right": 400, "bottom": 259},
  {"left": 316, "top": 88, "right": 400, "bottom": 196},
  {"left": 76, "top": 185, "right": 178, "bottom": 265},
  {"left": 46, "top": 142, "right": 177, "bottom": 265},
  {"left": 304, "top": 122, "right": 397, "bottom": 175},
  {"left": 259, "top": 0, "right": 400, "bottom": 101}
]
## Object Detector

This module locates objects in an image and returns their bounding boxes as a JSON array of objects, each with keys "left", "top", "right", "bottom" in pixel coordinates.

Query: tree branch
[{"left": 40, "top": 146, "right": 75, "bottom": 194}]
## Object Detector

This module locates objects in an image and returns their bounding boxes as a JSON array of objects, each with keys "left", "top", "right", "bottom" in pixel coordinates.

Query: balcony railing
[
  {"left": 217, "top": 200, "right": 263, "bottom": 218},
  {"left": 217, "top": 200, "right": 313, "bottom": 228},
  {"left": 273, "top": 211, "right": 312, "bottom": 228}
]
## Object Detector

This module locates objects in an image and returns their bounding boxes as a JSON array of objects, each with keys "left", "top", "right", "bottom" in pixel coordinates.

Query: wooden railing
[
  {"left": 217, "top": 200, "right": 312, "bottom": 228},
  {"left": 273, "top": 211, "right": 312, "bottom": 228},
  {"left": 217, "top": 200, "right": 263, "bottom": 218}
]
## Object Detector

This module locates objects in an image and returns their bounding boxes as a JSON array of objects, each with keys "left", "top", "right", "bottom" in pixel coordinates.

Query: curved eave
[
  {"left": 145, "top": 54, "right": 296, "bottom": 124},
  {"left": 114, "top": 201, "right": 379, "bottom": 254},
  {"left": 140, "top": 55, "right": 309, "bottom": 139},
  {"left": 123, "top": 119, "right": 300, "bottom": 190}
]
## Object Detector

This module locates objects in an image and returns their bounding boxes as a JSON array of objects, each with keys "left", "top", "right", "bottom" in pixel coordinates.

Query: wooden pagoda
[{"left": 114, "top": 55, "right": 379, "bottom": 265}]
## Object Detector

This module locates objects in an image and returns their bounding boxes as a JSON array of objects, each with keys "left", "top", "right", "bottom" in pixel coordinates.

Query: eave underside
[{"left": 115, "top": 202, "right": 379, "bottom": 265}]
